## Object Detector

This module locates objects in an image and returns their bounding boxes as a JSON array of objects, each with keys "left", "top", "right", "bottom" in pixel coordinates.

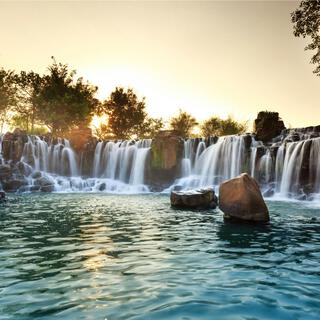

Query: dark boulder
[
  {"left": 254, "top": 112, "right": 286, "bottom": 143},
  {"left": 0, "top": 165, "right": 12, "bottom": 179},
  {"left": 171, "top": 188, "right": 218, "bottom": 209},
  {"left": 219, "top": 173, "right": 269, "bottom": 223},
  {"left": 2, "top": 178, "right": 28, "bottom": 192}
]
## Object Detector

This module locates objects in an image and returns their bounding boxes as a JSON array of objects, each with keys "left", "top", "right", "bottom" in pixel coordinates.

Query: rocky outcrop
[
  {"left": 254, "top": 112, "right": 285, "bottom": 143},
  {"left": 2, "top": 128, "right": 28, "bottom": 162},
  {"left": 147, "top": 131, "right": 184, "bottom": 189},
  {"left": 219, "top": 173, "right": 270, "bottom": 223},
  {"left": 79, "top": 136, "right": 98, "bottom": 177},
  {"left": 171, "top": 187, "right": 218, "bottom": 209}
]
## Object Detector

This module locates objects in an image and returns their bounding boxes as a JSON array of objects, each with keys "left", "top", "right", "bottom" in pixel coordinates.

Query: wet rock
[
  {"left": 40, "top": 184, "right": 55, "bottom": 192},
  {"left": 31, "top": 171, "right": 42, "bottom": 179},
  {"left": 2, "top": 128, "right": 28, "bottom": 162},
  {"left": 171, "top": 188, "right": 218, "bottom": 209},
  {"left": 98, "top": 182, "right": 106, "bottom": 191},
  {"left": 2, "top": 178, "right": 28, "bottom": 192},
  {"left": 219, "top": 173, "right": 270, "bottom": 223},
  {"left": 34, "top": 176, "right": 55, "bottom": 193},
  {"left": 262, "top": 187, "right": 274, "bottom": 198},
  {"left": 17, "top": 161, "right": 32, "bottom": 177},
  {"left": 0, "top": 191, "right": 6, "bottom": 202},
  {"left": 0, "top": 165, "right": 12, "bottom": 179}
]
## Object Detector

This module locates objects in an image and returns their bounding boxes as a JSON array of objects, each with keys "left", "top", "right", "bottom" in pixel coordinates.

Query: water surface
[{"left": 0, "top": 194, "right": 319, "bottom": 319}]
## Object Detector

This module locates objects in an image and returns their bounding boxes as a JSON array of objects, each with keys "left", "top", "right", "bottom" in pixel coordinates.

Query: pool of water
[{"left": 0, "top": 193, "right": 319, "bottom": 319}]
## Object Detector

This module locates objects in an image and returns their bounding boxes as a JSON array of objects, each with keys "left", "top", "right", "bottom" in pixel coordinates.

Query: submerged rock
[
  {"left": 219, "top": 173, "right": 269, "bottom": 223},
  {"left": 171, "top": 188, "right": 218, "bottom": 209}
]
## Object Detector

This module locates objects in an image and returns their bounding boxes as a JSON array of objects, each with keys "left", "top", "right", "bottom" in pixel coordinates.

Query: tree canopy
[
  {"left": 101, "top": 87, "right": 163, "bottom": 139},
  {"left": 169, "top": 109, "right": 198, "bottom": 138},
  {"left": 35, "top": 60, "right": 100, "bottom": 135},
  {"left": 292, "top": 0, "right": 320, "bottom": 75},
  {"left": 200, "top": 116, "right": 248, "bottom": 137},
  {"left": 0, "top": 69, "right": 16, "bottom": 132}
]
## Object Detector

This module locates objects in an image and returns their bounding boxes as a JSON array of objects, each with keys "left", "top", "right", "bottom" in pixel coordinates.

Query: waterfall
[
  {"left": 174, "top": 133, "right": 320, "bottom": 201},
  {"left": 175, "top": 135, "right": 247, "bottom": 189},
  {"left": 279, "top": 137, "right": 320, "bottom": 198},
  {"left": 14, "top": 136, "right": 153, "bottom": 193},
  {"left": 92, "top": 139, "right": 151, "bottom": 184},
  {"left": 258, "top": 149, "right": 273, "bottom": 185},
  {"left": 21, "top": 136, "right": 78, "bottom": 176}
]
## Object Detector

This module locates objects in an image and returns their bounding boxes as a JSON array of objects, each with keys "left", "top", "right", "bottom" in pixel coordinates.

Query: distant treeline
[{"left": 0, "top": 58, "right": 248, "bottom": 139}]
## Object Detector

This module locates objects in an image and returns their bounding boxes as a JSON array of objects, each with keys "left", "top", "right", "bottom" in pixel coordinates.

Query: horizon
[{"left": 0, "top": 1, "right": 319, "bottom": 128}]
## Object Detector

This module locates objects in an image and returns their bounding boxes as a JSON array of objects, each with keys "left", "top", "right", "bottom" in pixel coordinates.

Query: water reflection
[{"left": 0, "top": 194, "right": 319, "bottom": 319}]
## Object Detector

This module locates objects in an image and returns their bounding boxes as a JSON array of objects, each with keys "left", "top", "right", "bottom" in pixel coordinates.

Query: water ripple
[{"left": 0, "top": 194, "right": 319, "bottom": 319}]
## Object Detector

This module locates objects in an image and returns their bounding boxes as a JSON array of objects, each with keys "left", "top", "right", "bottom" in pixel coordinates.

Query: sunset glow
[{"left": 1, "top": 1, "right": 319, "bottom": 127}]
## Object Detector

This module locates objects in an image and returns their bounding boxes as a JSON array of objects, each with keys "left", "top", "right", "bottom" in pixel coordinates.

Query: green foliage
[
  {"left": 169, "top": 109, "right": 198, "bottom": 138},
  {"left": 13, "top": 70, "right": 43, "bottom": 133},
  {"left": 35, "top": 59, "right": 99, "bottom": 135},
  {"left": 201, "top": 115, "right": 248, "bottom": 137},
  {"left": 0, "top": 68, "right": 17, "bottom": 132},
  {"left": 136, "top": 117, "right": 164, "bottom": 139},
  {"left": 102, "top": 87, "right": 148, "bottom": 139},
  {"left": 292, "top": 0, "right": 320, "bottom": 75}
]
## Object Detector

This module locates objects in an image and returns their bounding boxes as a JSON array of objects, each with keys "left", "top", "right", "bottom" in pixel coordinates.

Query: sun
[{"left": 90, "top": 114, "right": 108, "bottom": 129}]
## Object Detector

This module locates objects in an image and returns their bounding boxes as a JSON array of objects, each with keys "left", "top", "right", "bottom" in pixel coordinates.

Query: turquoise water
[{"left": 0, "top": 194, "right": 319, "bottom": 320}]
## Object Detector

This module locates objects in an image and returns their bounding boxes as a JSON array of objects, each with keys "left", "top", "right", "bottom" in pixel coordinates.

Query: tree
[
  {"left": 292, "top": 0, "right": 320, "bottom": 75},
  {"left": 136, "top": 117, "right": 164, "bottom": 139},
  {"left": 13, "top": 70, "right": 43, "bottom": 133},
  {"left": 35, "top": 58, "right": 99, "bottom": 135},
  {"left": 102, "top": 87, "right": 148, "bottom": 139},
  {"left": 0, "top": 68, "right": 16, "bottom": 133},
  {"left": 200, "top": 116, "right": 221, "bottom": 137},
  {"left": 220, "top": 116, "right": 248, "bottom": 136},
  {"left": 169, "top": 109, "right": 198, "bottom": 138},
  {"left": 200, "top": 115, "right": 248, "bottom": 137}
]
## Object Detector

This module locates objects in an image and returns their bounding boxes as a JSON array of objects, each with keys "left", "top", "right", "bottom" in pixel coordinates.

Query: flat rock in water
[
  {"left": 219, "top": 173, "right": 269, "bottom": 223},
  {"left": 170, "top": 188, "right": 218, "bottom": 209}
]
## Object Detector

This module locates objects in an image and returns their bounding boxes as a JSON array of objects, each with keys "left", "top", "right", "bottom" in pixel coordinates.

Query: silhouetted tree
[
  {"left": 292, "top": 0, "right": 320, "bottom": 75},
  {"left": 201, "top": 115, "right": 248, "bottom": 137},
  {"left": 136, "top": 117, "right": 164, "bottom": 139},
  {"left": 0, "top": 68, "right": 16, "bottom": 132},
  {"left": 169, "top": 109, "right": 198, "bottom": 138},
  {"left": 13, "top": 70, "right": 43, "bottom": 133},
  {"left": 35, "top": 58, "right": 99, "bottom": 135},
  {"left": 102, "top": 87, "right": 148, "bottom": 139},
  {"left": 200, "top": 116, "right": 221, "bottom": 137}
]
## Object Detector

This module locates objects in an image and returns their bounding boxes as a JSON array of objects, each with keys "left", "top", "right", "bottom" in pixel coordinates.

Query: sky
[{"left": 0, "top": 0, "right": 319, "bottom": 128}]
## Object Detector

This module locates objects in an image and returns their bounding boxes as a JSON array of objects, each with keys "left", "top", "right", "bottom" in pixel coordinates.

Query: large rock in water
[
  {"left": 171, "top": 188, "right": 218, "bottom": 209},
  {"left": 219, "top": 173, "right": 269, "bottom": 222}
]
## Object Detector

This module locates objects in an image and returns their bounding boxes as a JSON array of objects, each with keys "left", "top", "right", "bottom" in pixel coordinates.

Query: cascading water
[
  {"left": 175, "top": 135, "right": 248, "bottom": 190},
  {"left": 17, "top": 136, "right": 152, "bottom": 193},
  {"left": 173, "top": 132, "right": 320, "bottom": 202},
  {"left": 278, "top": 137, "right": 320, "bottom": 200},
  {"left": 90, "top": 139, "right": 152, "bottom": 192},
  {"left": 1, "top": 127, "right": 320, "bottom": 200}
]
